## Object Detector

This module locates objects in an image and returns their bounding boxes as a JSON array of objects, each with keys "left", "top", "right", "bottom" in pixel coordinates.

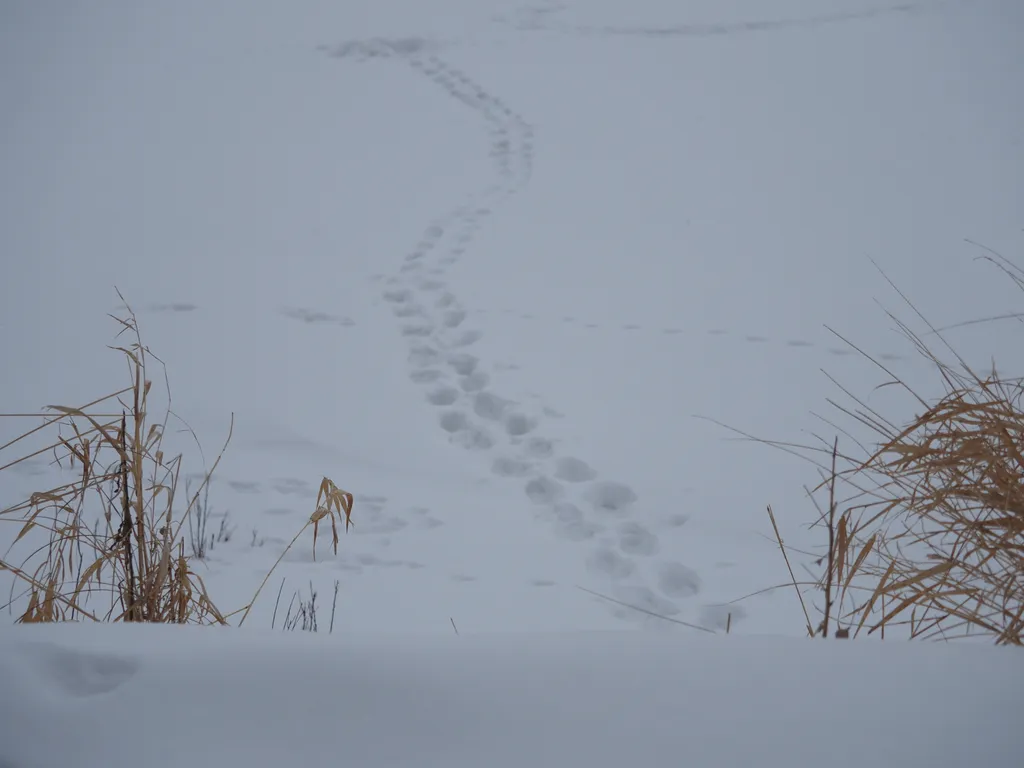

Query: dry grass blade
[
  {"left": 767, "top": 504, "right": 814, "bottom": 637},
  {"left": 747, "top": 252, "right": 1024, "bottom": 643},
  {"left": 236, "top": 477, "right": 353, "bottom": 627},
  {"left": 576, "top": 585, "right": 716, "bottom": 634},
  {"left": 0, "top": 293, "right": 231, "bottom": 625},
  {"left": 2, "top": 294, "right": 350, "bottom": 629}
]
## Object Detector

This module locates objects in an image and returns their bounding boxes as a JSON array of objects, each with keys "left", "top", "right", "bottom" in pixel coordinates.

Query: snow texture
[
  {"left": 0, "top": 0, "right": 1022, "bottom": 763},
  {"left": 1, "top": 623, "right": 1021, "bottom": 768}
]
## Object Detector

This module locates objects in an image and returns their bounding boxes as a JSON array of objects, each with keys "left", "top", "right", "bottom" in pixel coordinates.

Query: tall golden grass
[
  {"left": 749, "top": 250, "right": 1024, "bottom": 644},
  {"left": 0, "top": 293, "right": 353, "bottom": 625}
]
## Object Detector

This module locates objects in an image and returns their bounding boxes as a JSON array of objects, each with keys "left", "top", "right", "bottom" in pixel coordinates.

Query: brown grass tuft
[
  {"left": 820, "top": 252, "right": 1023, "bottom": 644},
  {"left": 727, "top": 247, "right": 1024, "bottom": 644},
  {"left": 829, "top": 345, "right": 1024, "bottom": 643},
  {"left": 0, "top": 293, "right": 229, "bottom": 623},
  {"left": 1, "top": 292, "right": 354, "bottom": 626}
]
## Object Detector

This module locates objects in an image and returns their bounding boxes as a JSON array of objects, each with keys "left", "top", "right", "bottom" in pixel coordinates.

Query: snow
[
  {"left": 1, "top": 622, "right": 1021, "bottom": 768},
  {"left": 1, "top": 0, "right": 1023, "bottom": 764}
]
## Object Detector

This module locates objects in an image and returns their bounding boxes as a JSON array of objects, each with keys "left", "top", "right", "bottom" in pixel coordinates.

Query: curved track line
[
  {"left": 498, "top": 1, "right": 937, "bottom": 39},
  {"left": 325, "top": 37, "right": 716, "bottom": 629}
]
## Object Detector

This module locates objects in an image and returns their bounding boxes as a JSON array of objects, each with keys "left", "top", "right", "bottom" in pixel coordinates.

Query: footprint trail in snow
[{"left": 324, "top": 37, "right": 707, "bottom": 630}]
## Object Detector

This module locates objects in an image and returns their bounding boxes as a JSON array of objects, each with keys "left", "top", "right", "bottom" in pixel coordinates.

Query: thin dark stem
[
  {"left": 823, "top": 437, "right": 838, "bottom": 639},
  {"left": 271, "top": 577, "right": 286, "bottom": 630},
  {"left": 329, "top": 580, "right": 339, "bottom": 634}
]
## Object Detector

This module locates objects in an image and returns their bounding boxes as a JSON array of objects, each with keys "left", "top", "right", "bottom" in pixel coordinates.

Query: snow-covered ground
[
  {"left": 1, "top": 622, "right": 1020, "bottom": 768},
  {"left": 1, "top": 0, "right": 1022, "bottom": 764}
]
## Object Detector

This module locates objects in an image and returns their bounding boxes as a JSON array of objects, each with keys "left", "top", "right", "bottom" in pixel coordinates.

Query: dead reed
[
  {"left": 0, "top": 292, "right": 353, "bottom": 625},
  {"left": 729, "top": 248, "right": 1024, "bottom": 644}
]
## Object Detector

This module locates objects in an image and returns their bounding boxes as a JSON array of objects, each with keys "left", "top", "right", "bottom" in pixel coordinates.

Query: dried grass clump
[
  {"left": 825, "top": 321, "right": 1023, "bottom": 643},
  {"left": 238, "top": 478, "right": 351, "bottom": 627},
  {"left": 744, "top": 248, "right": 1024, "bottom": 644},
  {"left": 0, "top": 296, "right": 228, "bottom": 624},
  {"left": 0, "top": 293, "right": 353, "bottom": 626}
]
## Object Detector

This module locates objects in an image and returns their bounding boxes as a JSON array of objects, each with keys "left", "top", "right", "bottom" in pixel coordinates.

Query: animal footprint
[
  {"left": 439, "top": 410, "right": 469, "bottom": 433},
  {"left": 459, "top": 371, "right": 489, "bottom": 392},
  {"left": 503, "top": 412, "right": 534, "bottom": 436},
  {"left": 655, "top": 561, "right": 702, "bottom": 599},
  {"left": 393, "top": 304, "right": 421, "bottom": 318},
  {"left": 410, "top": 369, "right": 444, "bottom": 384},
  {"left": 474, "top": 392, "right": 512, "bottom": 421},
  {"left": 491, "top": 456, "right": 534, "bottom": 478},
  {"left": 273, "top": 478, "right": 315, "bottom": 498},
  {"left": 417, "top": 279, "right": 446, "bottom": 292},
  {"left": 8, "top": 458, "right": 48, "bottom": 477},
  {"left": 228, "top": 480, "right": 261, "bottom": 494},
  {"left": 426, "top": 386, "right": 460, "bottom": 406},
  {"left": 401, "top": 323, "right": 434, "bottom": 338},
  {"left": 586, "top": 546, "right": 635, "bottom": 579},
  {"left": 524, "top": 436, "right": 555, "bottom": 458},
  {"left": 383, "top": 288, "right": 413, "bottom": 304},
  {"left": 553, "top": 457, "right": 596, "bottom": 482},
  {"left": 351, "top": 517, "right": 409, "bottom": 536},
  {"left": 18, "top": 643, "right": 139, "bottom": 698},
  {"left": 448, "top": 353, "right": 478, "bottom": 376},
  {"left": 443, "top": 309, "right": 467, "bottom": 328},
  {"left": 617, "top": 522, "right": 659, "bottom": 556},
  {"left": 451, "top": 329, "right": 482, "bottom": 347},
  {"left": 584, "top": 481, "right": 638, "bottom": 516},
  {"left": 439, "top": 410, "right": 494, "bottom": 451},
  {"left": 547, "top": 503, "right": 602, "bottom": 541},
  {"left": 524, "top": 476, "right": 563, "bottom": 504},
  {"left": 409, "top": 345, "right": 443, "bottom": 367},
  {"left": 149, "top": 302, "right": 197, "bottom": 314}
]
